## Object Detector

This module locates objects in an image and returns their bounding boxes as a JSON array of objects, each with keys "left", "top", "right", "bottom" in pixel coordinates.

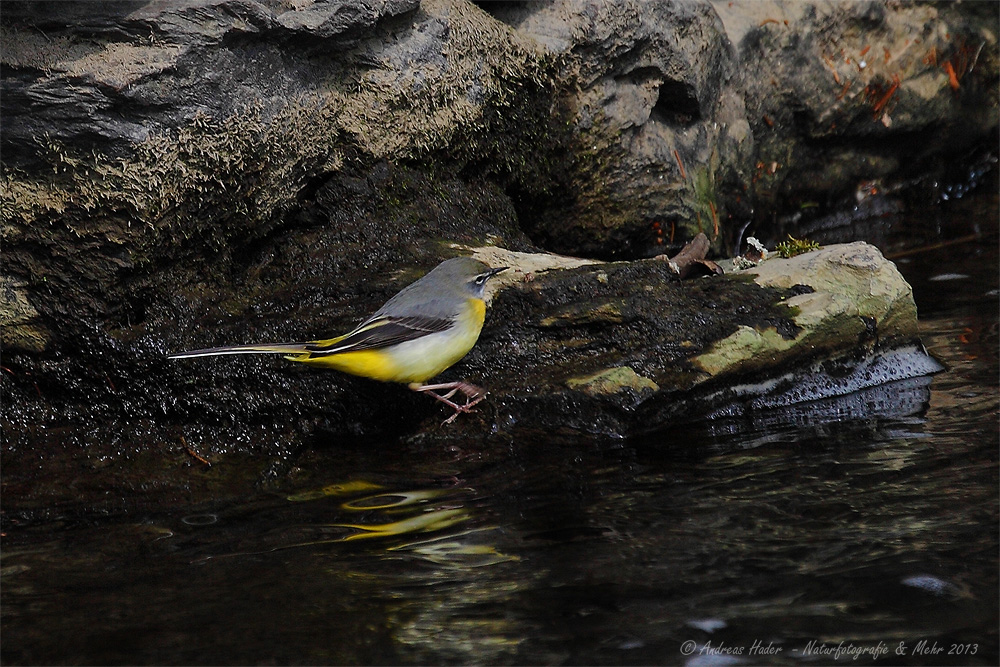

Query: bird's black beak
[{"left": 473, "top": 266, "right": 508, "bottom": 288}]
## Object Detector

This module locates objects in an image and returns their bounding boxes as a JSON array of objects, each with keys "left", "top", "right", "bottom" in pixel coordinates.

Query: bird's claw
[{"left": 411, "top": 381, "right": 487, "bottom": 424}]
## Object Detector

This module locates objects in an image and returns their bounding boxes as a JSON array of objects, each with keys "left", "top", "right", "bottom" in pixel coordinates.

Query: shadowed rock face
[
  {"left": 1, "top": 0, "right": 557, "bottom": 355},
  {"left": 483, "top": 0, "right": 754, "bottom": 258},
  {"left": 483, "top": 0, "right": 996, "bottom": 257},
  {"left": 0, "top": 0, "right": 422, "bottom": 169},
  {"left": 712, "top": 0, "right": 998, "bottom": 223}
]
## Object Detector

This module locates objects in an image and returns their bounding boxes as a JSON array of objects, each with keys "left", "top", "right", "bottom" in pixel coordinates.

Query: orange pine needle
[
  {"left": 181, "top": 436, "right": 212, "bottom": 467},
  {"left": 822, "top": 55, "right": 841, "bottom": 84},
  {"left": 860, "top": 45, "right": 871, "bottom": 57},
  {"left": 872, "top": 74, "right": 900, "bottom": 114},
  {"left": 943, "top": 61, "right": 960, "bottom": 90},
  {"left": 673, "top": 149, "right": 687, "bottom": 180}
]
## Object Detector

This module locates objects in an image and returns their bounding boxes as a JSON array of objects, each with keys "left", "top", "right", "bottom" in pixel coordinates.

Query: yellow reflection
[
  {"left": 286, "top": 480, "right": 383, "bottom": 502},
  {"left": 390, "top": 529, "right": 520, "bottom": 568},
  {"left": 340, "top": 490, "right": 448, "bottom": 511},
  {"left": 335, "top": 508, "right": 470, "bottom": 541}
]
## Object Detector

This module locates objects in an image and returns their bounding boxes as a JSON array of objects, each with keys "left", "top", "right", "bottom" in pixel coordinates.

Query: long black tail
[{"left": 167, "top": 342, "right": 313, "bottom": 360}]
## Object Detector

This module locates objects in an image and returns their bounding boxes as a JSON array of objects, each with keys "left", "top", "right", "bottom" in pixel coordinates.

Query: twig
[
  {"left": 943, "top": 61, "right": 960, "bottom": 91},
  {"left": 656, "top": 233, "right": 721, "bottom": 279},
  {"left": 673, "top": 149, "right": 687, "bottom": 180},
  {"left": 181, "top": 436, "right": 212, "bottom": 467},
  {"left": 871, "top": 73, "right": 900, "bottom": 115},
  {"left": 885, "top": 233, "right": 980, "bottom": 260}
]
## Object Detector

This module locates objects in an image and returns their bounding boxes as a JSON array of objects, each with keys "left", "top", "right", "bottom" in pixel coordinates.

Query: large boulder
[
  {"left": 1, "top": 0, "right": 556, "bottom": 353},
  {"left": 445, "top": 241, "right": 940, "bottom": 437},
  {"left": 3, "top": 0, "right": 996, "bottom": 358}
]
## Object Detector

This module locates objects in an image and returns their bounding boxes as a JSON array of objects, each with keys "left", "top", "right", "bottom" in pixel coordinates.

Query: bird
[{"left": 169, "top": 257, "right": 508, "bottom": 423}]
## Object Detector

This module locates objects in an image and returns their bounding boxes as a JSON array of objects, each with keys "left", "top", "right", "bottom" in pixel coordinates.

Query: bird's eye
[{"left": 474, "top": 274, "right": 489, "bottom": 285}]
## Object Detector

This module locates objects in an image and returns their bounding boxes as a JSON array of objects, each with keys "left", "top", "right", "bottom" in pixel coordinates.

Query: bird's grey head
[{"left": 429, "top": 257, "right": 508, "bottom": 299}]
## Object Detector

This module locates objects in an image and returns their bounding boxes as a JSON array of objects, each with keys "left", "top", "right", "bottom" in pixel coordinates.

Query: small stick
[
  {"left": 885, "top": 233, "right": 979, "bottom": 260},
  {"left": 673, "top": 149, "right": 687, "bottom": 180},
  {"left": 181, "top": 436, "right": 212, "bottom": 466},
  {"left": 872, "top": 74, "right": 900, "bottom": 115},
  {"left": 657, "top": 232, "right": 719, "bottom": 280},
  {"left": 943, "top": 61, "right": 960, "bottom": 90},
  {"left": 822, "top": 55, "right": 841, "bottom": 84}
]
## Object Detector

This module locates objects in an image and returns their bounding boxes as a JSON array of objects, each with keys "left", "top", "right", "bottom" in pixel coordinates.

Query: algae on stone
[
  {"left": 566, "top": 366, "right": 660, "bottom": 398},
  {"left": 693, "top": 242, "right": 921, "bottom": 378}
]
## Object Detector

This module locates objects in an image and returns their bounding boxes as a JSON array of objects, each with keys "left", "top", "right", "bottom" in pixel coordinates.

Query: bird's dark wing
[{"left": 305, "top": 315, "right": 454, "bottom": 356}]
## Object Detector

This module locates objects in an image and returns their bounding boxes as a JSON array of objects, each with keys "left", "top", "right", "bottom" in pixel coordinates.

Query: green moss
[
  {"left": 566, "top": 366, "right": 660, "bottom": 397},
  {"left": 2, "top": 99, "right": 349, "bottom": 263},
  {"left": 692, "top": 166, "right": 718, "bottom": 236},
  {"left": 775, "top": 234, "right": 821, "bottom": 258},
  {"left": 2, "top": 0, "right": 567, "bottom": 266}
]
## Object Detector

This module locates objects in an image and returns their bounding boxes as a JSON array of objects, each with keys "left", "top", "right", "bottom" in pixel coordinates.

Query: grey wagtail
[{"left": 169, "top": 257, "right": 508, "bottom": 423}]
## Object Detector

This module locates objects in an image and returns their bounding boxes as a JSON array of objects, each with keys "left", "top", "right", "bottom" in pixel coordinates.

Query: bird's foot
[{"left": 409, "top": 381, "right": 487, "bottom": 424}]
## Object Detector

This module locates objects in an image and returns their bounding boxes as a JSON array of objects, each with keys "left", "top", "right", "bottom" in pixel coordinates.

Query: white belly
[{"left": 383, "top": 313, "right": 483, "bottom": 383}]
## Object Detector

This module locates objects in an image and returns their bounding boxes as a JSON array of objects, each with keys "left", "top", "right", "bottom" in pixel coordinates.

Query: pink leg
[{"left": 409, "top": 381, "right": 487, "bottom": 424}]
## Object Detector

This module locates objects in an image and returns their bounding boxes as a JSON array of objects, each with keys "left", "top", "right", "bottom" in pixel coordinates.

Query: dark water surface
[{"left": 3, "top": 189, "right": 997, "bottom": 665}]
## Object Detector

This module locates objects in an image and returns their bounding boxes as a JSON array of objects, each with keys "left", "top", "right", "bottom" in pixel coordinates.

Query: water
[{"left": 2, "top": 189, "right": 997, "bottom": 665}]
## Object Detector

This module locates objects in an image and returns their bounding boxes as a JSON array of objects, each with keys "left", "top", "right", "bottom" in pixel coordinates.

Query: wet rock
[
  {"left": 0, "top": 163, "right": 535, "bottom": 522},
  {"left": 442, "top": 242, "right": 939, "bottom": 437},
  {"left": 702, "top": 242, "right": 920, "bottom": 376},
  {"left": 0, "top": 276, "right": 50, "bottom": 353},
  {"left": 1, "top": 236, "right": 942, "bottom": 520}
]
